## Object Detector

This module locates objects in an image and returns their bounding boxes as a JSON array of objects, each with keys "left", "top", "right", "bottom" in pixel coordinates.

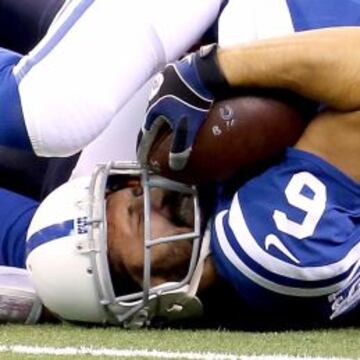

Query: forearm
[{"left": 217, "top": 27, "right": 360, "bottom": 111}]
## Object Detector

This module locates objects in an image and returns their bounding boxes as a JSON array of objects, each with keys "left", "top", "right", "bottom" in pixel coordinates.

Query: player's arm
[
  {"left": 218, "top": 26, "right": 360, "bottom": 111},
  {"left": 138, "top": 26, "right": 360, "bottom": 170}
]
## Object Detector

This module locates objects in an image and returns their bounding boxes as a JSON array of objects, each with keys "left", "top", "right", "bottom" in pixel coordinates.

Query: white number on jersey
[{"left": 273, "top": 171, "right": 327, "bottom": 239}]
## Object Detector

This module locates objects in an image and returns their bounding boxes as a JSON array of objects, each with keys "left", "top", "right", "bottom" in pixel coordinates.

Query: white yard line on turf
[{"left": 0, "top": 346, "right": 355, "bottom": 360}]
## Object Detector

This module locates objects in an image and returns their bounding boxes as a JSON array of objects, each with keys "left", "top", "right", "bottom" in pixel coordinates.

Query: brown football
[{"left": 148, "top": 92, "right": 311, "bottom": 184}]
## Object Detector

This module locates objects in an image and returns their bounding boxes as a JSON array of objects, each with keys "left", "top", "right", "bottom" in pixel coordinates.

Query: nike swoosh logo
[{"left": 264, "top": 234, "right": 300, "bottom": 264}]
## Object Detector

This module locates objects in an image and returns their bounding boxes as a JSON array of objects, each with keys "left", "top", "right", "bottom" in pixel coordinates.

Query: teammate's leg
[{"left": 12, "top": 0, "right": 223, "bottom": 157}]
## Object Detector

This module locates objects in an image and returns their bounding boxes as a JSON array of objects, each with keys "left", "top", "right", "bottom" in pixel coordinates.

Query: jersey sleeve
[
  {"left": 0, "top": 49, "right": 32, "bottom": 150},
  {"left": 0, "top": 188, "right": 38, "bottom": 268}
]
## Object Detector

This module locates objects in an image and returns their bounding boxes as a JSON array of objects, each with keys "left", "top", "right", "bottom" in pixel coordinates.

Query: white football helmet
[{"left": 26, "top": 161, "right": 209, "bottom": 328}]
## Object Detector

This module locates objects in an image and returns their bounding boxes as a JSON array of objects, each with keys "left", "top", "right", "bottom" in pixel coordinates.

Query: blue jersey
[
  {"left": 211, "top": 148, "right": 360, "bottom": 320},
  {"left": 286, "top": 0, "right": 360, "bottom": 31},
  {"left": 0, "top": 189, "right": 38, "bottom": 268},
  {"left": 209, "top": 0, "right": 360, "bottom": 322}
]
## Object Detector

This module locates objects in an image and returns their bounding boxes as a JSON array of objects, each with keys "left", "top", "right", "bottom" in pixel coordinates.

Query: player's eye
[{"left": 131, "top": 186, "right": 143, "bottom": 197}]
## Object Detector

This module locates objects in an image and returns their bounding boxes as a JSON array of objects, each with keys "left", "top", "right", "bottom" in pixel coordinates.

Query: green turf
[{"left": 0, "top": 324, "right": 360, "bottom": 359}]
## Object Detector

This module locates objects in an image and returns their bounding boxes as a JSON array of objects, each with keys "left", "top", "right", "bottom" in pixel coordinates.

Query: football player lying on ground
[
  {"left": 0, "top": 1, "right": 356, "bottom": 330},
  {"left": 137, "top": 26, "right": 360, "bottom": 325},
  {"left": 0, "top": 0, "right": 223, "bottom": 325},
  {"left": 2, "top": 0, "right": 360, "bottom": 202},
  {"left": 2, "top": 2, "right": 360, "bottom": 326},
  {"left": 1, "top": 27, "right": 360, "bottom": 327}
]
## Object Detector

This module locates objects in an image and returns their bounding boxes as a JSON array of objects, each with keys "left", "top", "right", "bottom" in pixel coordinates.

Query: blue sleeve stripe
[
  {"left": 213, "top": 211, "right": 351, "bottom": 297},
  {"left": 228, "top": 193, "right": 360, "bottom": 282},
  {"left": 26, "top": 219, "right": 74, "bottom": 255},
  {"left": 15, "top": 0, "right": 94, "bottom": 82},
  {"left": 221, "top": 212, "right": 353, "bottom": 290}
]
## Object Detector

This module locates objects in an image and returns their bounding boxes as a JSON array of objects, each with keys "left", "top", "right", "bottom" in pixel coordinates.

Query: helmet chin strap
[{"left": 187, "top": 225, "right": 211, "bottom": 298}]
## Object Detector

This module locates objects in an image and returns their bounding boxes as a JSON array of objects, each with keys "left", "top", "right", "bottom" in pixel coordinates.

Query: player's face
[{"left": 106, "top": 185, "right": 195, "bottom": 288}]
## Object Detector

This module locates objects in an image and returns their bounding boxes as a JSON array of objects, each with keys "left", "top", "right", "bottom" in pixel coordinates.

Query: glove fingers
[
  {"left": 169, "top": 116, "right": 192, "bottom": 171},
  {"left": 137, "top": 116, "right": 168, "bottom": 165}
]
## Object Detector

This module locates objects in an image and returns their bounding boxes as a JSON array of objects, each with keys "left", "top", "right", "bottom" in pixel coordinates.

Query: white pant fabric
[
  {"left": 218, "top": 0, "right": 294, "bottom": 47},
  {"left": 71, "top": 80, "right": 151, "bottom": 178},
  {"left": 13, "top": 0, "right": 223, "bottom": 157},
  {"left": 72, "top": 0, "right": 297, "bottom": 178}
]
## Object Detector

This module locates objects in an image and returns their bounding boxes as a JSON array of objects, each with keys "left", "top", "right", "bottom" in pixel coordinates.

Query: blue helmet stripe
[{"left": 26, "top": 219, "right": 74, "bottom": 255}]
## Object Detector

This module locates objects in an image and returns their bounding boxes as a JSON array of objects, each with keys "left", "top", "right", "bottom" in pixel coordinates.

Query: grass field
[{"left": 0, "top": 323, "right": 360, "bottom": 360}]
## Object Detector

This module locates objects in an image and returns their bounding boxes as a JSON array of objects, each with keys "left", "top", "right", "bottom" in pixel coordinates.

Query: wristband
[{"left": 195, "top": 44, "right": 230, "bottom": 99}]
